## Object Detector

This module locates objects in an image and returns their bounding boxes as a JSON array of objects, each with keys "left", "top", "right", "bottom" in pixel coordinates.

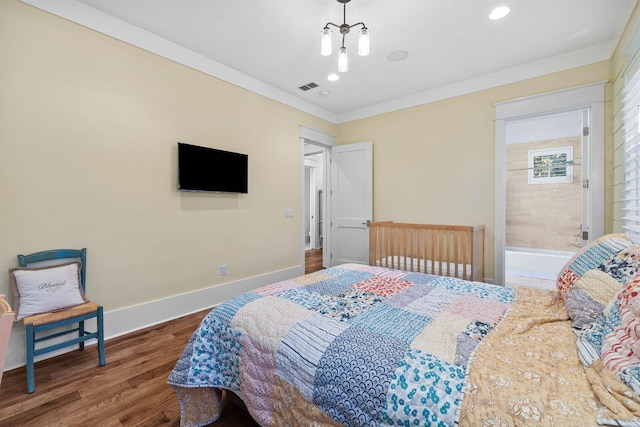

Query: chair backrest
[{"left": 17, "top": 248, "right": 87, "bottom": 292}]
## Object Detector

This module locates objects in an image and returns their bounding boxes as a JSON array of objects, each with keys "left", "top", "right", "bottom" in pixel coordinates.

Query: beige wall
[
  {"left": 0, "top": 0, "right": 621, "bottom": 309},
  {"left": 338, "top": 61, "right": 612, "bottom": 280},
  {"left": 0, "top": 1, "right": 336, "bottom": 311},
  {"left": 506, "top": 137, "right": 582, "bottom": 251}
]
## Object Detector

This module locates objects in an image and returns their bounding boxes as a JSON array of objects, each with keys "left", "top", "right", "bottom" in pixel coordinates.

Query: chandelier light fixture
[{"left": 321, "top": 0, "right": 369, "bottom": 72}]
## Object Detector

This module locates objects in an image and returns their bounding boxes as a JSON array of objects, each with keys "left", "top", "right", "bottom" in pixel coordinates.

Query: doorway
[
  {"left": 300, "top": 125, "right": 335, "bottom": 274},
  {"left": 299, "top": 127, "right": 373, "bottom": 274},
  {"left": 304, "top": 144, "right": 326, "bottom": 273},
  {"left": 504, "top": 109, "right": 586, "bottom": 289},
  {"left": 494, "top": 82, "right": 606, "bottom": 287}
]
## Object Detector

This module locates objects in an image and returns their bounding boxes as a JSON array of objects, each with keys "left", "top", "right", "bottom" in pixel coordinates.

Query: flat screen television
[{"left": 178, "top": 142, "right": 248, "bottom": 193}]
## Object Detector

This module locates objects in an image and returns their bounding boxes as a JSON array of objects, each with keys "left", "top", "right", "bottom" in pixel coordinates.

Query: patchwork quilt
[{"left": 168, "top": 263, "right": 515, "bottom": 427}]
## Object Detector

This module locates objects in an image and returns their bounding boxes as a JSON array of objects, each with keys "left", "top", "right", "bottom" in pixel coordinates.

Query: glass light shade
[
  {"left": 338, "top": 47, "right": 348, "bottom": 72},
  {"left": 358, "top": 27, "right": 370, "bottom": 56},
  {"left": 489, "top": 6, "right": 510, "bottom": 20},
  {"left": 321, "top": 27, "right": 332, "bottom": 56}
]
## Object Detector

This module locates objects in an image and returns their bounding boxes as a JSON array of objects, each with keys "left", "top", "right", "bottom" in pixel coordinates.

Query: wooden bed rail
[{"left": 368, "top": 222, "right": 485, "bottom": 281}]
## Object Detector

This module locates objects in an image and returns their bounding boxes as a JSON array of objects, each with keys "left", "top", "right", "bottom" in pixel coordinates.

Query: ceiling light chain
[{"left": 321, "top": 0, "right": 369, "bottom": 73}]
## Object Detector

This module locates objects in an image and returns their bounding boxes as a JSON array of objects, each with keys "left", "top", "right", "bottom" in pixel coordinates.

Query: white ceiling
[{"left": 23, "top": 0, "right": 637, "bottom": 123}]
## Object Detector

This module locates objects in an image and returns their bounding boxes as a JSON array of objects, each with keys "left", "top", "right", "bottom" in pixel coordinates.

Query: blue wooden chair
[{"left": 17, "top": 248, "right": 105, "bottom": 393}]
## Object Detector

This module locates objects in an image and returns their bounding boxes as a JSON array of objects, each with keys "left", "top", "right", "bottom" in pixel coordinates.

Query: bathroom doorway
[{"left": 504, "top": 109, "right": 586, "bottom": 289}]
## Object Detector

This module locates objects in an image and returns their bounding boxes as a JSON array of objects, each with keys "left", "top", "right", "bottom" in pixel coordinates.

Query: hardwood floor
[
  {"left": 0, "top": 255, "right": 326, "bottom": 427},
  {"left": 0, "top": 309, "right": 257, "bottom": 426},
  {"left": 305, "top": 248, "right": 323, "bottom": 274}
]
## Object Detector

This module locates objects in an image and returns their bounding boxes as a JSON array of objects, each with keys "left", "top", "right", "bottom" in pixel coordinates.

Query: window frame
[{"left": 527, "top": 146, "right": 574, "bottom": 184}]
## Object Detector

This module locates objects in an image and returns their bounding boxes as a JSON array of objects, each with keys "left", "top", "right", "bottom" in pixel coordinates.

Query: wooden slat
[{"left": 368, "top": 222, "right": 485, "bottom": 281}]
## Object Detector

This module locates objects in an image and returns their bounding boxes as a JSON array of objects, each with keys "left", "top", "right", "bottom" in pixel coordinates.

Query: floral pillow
[
  {"left": 556, "top": 233, "right": 637, "bottom": 329},
  {"left": 577, "top": 273, "right": 640, "bottom": 424},
  {"left": 9, "top": 261, "right": 88, "bottom": 321},
  {"left": 601, "top": 276, "right": 640, "bottom": 380}
]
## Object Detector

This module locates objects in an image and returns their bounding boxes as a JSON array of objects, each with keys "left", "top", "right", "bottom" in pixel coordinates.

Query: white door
[{"left": 330, "top": 142, "right": 373, "bottom": 266}]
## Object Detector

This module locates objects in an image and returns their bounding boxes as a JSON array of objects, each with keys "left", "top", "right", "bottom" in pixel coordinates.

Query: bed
[
  {"left": 368, "top": 222, "right": 484, "bottom": 282},
  {"left": 168, "top": 233, "right": 640, "bottom": 426}
]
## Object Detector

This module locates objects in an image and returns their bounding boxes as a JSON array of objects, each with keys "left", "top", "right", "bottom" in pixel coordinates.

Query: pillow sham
[
  {"left": 9, "top": 261, "right": 88, "bottom": 321},
  {"left": 580, "top": 273, "right": 640, "bottom": 392},
  {"left": 577, "top": 275, "right": 640, "bottom": 424},
  {"left": 556, "top": 233, "right": 635, "bottom": 329},
  {"left": 601, "top": 275, "right": 640, "bottom": 379}
]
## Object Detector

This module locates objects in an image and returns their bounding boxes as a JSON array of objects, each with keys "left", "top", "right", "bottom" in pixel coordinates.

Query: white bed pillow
[{"left": 9, "top": 261, "right": 88, "bottom": 321}]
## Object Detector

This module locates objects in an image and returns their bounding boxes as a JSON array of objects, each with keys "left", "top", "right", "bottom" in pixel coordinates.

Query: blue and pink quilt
[{"left": 168, "top": 263, "right": 515, "bottom": 427}]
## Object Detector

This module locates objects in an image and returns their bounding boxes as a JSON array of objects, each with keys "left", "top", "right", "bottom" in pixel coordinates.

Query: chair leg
[
  {"left": 26, "top": 323, "right": 35, "bottom": 393},
  {"left": 79, "top": 320, "right": 85, "bottom": 350},
  {"left": 97, "top": 307, "right": 105, "bottom": 366}
]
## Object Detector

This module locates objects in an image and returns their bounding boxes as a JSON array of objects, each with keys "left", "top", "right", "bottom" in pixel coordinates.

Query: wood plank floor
[
  {"left": 305, "top": 248, "right": 323, "bottom": 274},
  {"left": 0, "top": 256, "right": 326, "bottom": 427},
  {"left": 0, "top": 309, "right": 257, "bottom": 426}
]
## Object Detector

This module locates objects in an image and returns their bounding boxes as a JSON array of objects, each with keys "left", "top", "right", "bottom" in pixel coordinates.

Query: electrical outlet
[
  {"left": 285, "top": 209, "right": 294, "bottom": 218},
  {"left": 220, "top": 265, "right": 227, "bottom": 276}
]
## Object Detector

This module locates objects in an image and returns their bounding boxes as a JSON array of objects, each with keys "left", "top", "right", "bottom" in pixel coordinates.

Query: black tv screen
[{"left": 178, "top": 142, "right": 248, "bottom": 193}]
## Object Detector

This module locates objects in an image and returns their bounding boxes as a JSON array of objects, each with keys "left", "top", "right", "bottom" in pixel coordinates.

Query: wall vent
[{"left": 298, "top": 82, "right": 319, "bottom": 91}]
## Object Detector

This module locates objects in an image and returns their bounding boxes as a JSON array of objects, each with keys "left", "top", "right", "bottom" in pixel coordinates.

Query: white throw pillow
[{"left": 9, "top": 261, "right": 88, "bottom": 321}]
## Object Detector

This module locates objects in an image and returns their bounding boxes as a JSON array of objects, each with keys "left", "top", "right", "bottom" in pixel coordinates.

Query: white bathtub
[{"left": 505, "top": 247, "right": 574, "bottom": 281}]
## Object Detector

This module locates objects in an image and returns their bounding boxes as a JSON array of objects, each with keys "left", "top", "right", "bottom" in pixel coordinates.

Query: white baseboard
[{"left": 3, "top": 265, "right": 303, "bottom": 372}]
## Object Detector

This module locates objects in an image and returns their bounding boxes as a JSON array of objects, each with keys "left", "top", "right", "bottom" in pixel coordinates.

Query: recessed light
[
  {"left": 327, "top": 74, "right": 339, "bottom": 81},
  {"left": 489, "top": 6, "right": 510, "bottom": 20},
  {"left": 387, "top": 50, "right": 409, "bottom": 62}
]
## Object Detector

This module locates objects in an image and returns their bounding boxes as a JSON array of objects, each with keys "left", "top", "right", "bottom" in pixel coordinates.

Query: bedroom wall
[
  {"left": 337, "top": 61, "right": 613, "bottom": 281},
  {"left": 0, "top": 0, "right": 625, "bottom": 369},
  {"left": 0, "top": 0, "right": 335, "bottom": 340}
]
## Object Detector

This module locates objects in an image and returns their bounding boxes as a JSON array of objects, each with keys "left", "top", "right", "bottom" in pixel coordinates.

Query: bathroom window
[{"left": 528, "top": 147, "right": 573, "bottom": 184}]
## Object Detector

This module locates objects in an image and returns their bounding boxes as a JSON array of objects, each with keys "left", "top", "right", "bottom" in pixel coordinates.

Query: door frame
[
  {"left": 300, "top": 126, "right": 336, "bottom": 271},
  {"left": 494, "top": 82, "right": 606, "bottom": 286}
]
